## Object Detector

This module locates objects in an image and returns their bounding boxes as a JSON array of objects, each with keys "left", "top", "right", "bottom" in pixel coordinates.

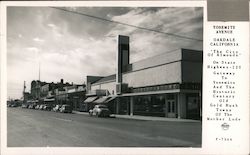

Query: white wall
[
  {"left": 91, "top": 81, "right": 116, "bottom": 95},
  {"left": 123, "top": 62, "right": 182, "bottom": 88},
  {"left": 131, "top": 49, "right": 182, "bottom": 71}
]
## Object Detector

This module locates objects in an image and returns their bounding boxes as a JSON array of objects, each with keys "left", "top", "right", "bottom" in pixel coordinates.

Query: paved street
[{"left": 7, "top": 107, "right": 201, "bottom": 147}]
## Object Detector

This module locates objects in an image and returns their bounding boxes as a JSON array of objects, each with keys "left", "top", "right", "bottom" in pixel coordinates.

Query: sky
[{"left": 7, "top": 7, "right": 203, "bottom": 99}]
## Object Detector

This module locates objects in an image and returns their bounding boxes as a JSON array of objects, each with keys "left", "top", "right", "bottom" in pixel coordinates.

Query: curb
[
  {"left": 113, "top": 115, "right": 201, "bottom": 123},
  {"left": 72, "top": 111, "right": 201, "bottom": 123},
  {"left": 72, "top": 111, "right": 89, "bottom": 115}
]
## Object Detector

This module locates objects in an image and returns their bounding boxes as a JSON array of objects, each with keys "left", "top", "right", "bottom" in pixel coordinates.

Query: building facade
[
  {"left": 84, "top": 35, "right": 202, "bottom": 120},
  {"left": 29, "top": 79, "right": 86, "bottom": 110}
]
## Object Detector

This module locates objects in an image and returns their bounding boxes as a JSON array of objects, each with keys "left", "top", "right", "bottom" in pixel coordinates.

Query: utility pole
[
  {"left": 23, "top": 81, "right": 26, "bottom": 103},
  {"left": 39, "top": 62, "right": 41, "bottom": 81}
]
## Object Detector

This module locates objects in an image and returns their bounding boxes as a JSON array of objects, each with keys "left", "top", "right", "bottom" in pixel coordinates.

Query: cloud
[
  {"left": 107, "top": 7, "right": 203, "bottom": 62},
  {"left": 109, "top": 7, "right": 203, "bottom": 40},
  {"left": 47, "top": 23, "right": 63, "bottom": 38},
  {"left": 26, "top": 47, "right": 39, "bottom": 53},
  {"left": 33, "top": 37, "right": 44, "bottom": 42},
  {"left": 7, "top": 7, "right": 203, "bottom": 99},
  {"left": 47, "top": 23, "right": 56, "bottom": 28}
]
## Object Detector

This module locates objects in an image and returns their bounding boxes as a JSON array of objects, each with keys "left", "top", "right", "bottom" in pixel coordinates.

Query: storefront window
[
  {"left": 186, "top": 94, "right": 200, "bottom": 120},
  {"left": 167, "top": 94, "right": 175, "bottom": 100},
  {"left": 134, "top": 95, "right": 165, "bottom": 117},
  {"left": 151, "top": 95, "right": 165, "bottom": 113},
  {"left": 119, "top": 97, "right": 130, "bottom": 114}
]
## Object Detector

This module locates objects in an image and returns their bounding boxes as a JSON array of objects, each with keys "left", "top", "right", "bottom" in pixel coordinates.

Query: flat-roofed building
[{"left": 84, "top": 35, "right": 202, "bottom": 120}]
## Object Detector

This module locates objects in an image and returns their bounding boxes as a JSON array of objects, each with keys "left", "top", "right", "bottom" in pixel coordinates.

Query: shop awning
[
  {"left": 84, "top": 96, "right": 98, "bottom": 103},
  {"left": 44, "top": 98, "right": 55, "bottom": 102},
  {"left": 104, "top": 96, "right": 117, "bottom": 103},
  {"left": 93, "top": 97, "right": 110, "bottom": 104}
]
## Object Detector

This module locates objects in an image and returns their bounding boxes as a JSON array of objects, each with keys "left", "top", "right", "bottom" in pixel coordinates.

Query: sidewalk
[{"left": 73, "top": 111, "right": 201, "bottom": 123}]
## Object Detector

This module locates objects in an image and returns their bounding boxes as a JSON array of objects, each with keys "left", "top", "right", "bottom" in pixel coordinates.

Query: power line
[{"left": 50, "top": 7, "right": 203, "bottom": 42}]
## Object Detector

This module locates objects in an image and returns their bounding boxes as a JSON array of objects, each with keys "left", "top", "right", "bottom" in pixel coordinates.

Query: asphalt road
[{"left": 7, "top": 107, "right": 201, "bottom": 147}]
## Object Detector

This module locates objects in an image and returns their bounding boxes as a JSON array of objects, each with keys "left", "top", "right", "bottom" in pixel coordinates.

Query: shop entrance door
[{"left": 167, "top": 100, "right": 177, "bottom": 118}]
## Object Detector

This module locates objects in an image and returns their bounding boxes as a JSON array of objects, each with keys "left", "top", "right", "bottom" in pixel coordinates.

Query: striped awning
[
  {"left": 44, "top": 98, "right": 55, "bottom": 102},
  {"left": 84, "top": 97, "right": 98, "bottom": 103},
  {"left": 104, "top": 96, "right": 116, "bottom": 103},
  {"left": 93, "top": 97, "right": 110, "bottom": 104}
]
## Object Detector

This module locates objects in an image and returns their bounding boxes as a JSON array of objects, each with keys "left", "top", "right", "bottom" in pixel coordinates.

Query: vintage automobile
[
  {"left": 59, "top": 105, "right": 72, "bottom": 113},
  {"left": 28, "top": 104, "right": 35, "bottom": 109},
  {"left": 89, "top": 104, "right": 110, "bottom": 117},
  {"left": 35, "top": 105, "right": 40, "bottom": 110},
  {"left": 21, "top": 104, "right": 28, "bottom": 108},
  {"left": 39, "top": 105, "right": 44, "bottom": 110},
  {"left": 43, "top": 105, "right": 52, "bottom": 111},
  {"left": 10, "top": 103, "right": 18, "bottom": 107},
  {"left": 52, "top": 105, "right": 62, "bottom": 112}
]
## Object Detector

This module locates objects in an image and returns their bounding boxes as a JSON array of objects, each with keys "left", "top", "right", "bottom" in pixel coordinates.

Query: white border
[{"left": 0, "top": 1, "right": 206, "bottom": 155}]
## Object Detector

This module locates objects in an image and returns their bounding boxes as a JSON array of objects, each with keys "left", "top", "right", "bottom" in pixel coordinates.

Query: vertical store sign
[{"left": 203, "top": 22, "right": 249, "bottom": 154}]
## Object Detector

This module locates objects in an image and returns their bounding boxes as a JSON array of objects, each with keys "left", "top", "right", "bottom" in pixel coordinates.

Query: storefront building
[
  {"left": 84, "top": 35, "right": 202, "bottom": 120},
  {"left": 29, "top": 79, "right": 86, "bottom": 111}
]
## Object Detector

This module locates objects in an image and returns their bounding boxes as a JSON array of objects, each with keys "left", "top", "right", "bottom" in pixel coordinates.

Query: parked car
[
  {"left": 59, "top": 105, "right": 72, "bottom": 113},
  {"left": 35, "top": 105, "right": 40, "bottom": 110},
  {"left": 21, "top": 104, "right": 28, "bottom": 108},
  {"left": 42, "top": 104, "right": 48, "bottom": 110},
  {"left": 10, "top": 104, "right": 18, "bottom": 107},
  {"left": 39, "top": 105, "right": 44, "bottom": 110},
  {"left": 89, "top": 104, "right": 110, "bottom": 117},
  {"left": 28, "top": 104, "right": 35, "bottom": 109},
  {"left": 53, "top": 105, "right": 62, "bottom": 112},
  {"left": 43, "top": 105, "right": 52, "bottom": 111}
]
